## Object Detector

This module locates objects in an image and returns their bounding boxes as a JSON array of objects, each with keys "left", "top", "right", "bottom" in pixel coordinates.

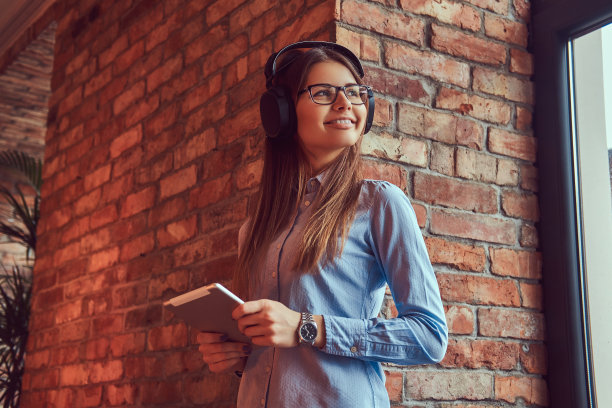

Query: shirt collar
[{"left": 305, "top": 170, "right": 327, "bottom": 194}]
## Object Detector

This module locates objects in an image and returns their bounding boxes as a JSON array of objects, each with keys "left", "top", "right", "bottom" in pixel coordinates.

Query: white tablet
[{"left": 163, "top": 283, "right": 250, "bottom": 343}]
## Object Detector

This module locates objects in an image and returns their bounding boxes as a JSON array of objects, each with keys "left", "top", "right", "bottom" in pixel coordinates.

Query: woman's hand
[
  {"left": 196, "top": 332, "right": 251, "bottom": 373},
  {"left": 232, "top": 299, "right": 301, "bottom": 347}
]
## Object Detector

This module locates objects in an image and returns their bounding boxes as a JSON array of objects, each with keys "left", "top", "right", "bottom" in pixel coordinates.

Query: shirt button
[
  {"left": 260, "top": 398, "right": 265, "bottom": 405},
  {"left": 350, "top": 346, "right": 357, "bottom": 353},
  {"left": 304, "top": 200, "right": 310, "bottom": 206},
  {"left": 271, "top": 272, "right": 276, "bottom": 278},
  {"left": 265, "top": 366, "right": 271, "bottom": 373},
  {"left": 276, "top": 244, "right": 281, "bottom": 249}
]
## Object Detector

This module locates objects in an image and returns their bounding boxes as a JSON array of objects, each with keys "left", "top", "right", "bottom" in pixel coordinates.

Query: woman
[{"left": 196, "top": 42, "right": 448, "bottom": 407}]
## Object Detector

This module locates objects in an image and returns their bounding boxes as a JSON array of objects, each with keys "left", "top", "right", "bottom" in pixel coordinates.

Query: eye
[
  {"left": 312, "top": 88, "right": 332, "bottom": 98},
  {"left": 346, "top": 87, "right": 360, "bottom": 97}
]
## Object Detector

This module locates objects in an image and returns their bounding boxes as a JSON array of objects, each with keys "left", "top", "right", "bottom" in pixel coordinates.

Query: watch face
[{"left": 300, "top": 322, "right": 317, "bottom": 342}]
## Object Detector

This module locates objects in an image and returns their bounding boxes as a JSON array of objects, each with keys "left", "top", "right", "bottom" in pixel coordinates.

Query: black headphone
[{"left": 259, "top": 41, "right": 375, "bottom": 140}]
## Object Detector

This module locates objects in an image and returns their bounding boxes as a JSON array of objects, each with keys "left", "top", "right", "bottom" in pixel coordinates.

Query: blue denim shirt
[{"left": 236, "top": 176, "right": 448, "bottom": 408}]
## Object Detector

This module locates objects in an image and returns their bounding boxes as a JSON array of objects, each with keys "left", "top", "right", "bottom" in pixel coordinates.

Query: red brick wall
[
  {"left": 18, "top": 0, "right": 546, "bottom": 406},
  {"left": 336, "top": 0, "right": 545, "bottom": 405}
]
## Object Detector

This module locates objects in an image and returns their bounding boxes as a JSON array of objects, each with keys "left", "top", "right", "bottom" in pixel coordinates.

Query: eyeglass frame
[{"left": 297, "top": 83, "right": 372, "bottom": 105}]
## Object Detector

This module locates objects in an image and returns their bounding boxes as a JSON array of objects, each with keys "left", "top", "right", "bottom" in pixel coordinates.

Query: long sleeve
[{"left": 321, "top": 182, "right": 448, "bottom": 365}]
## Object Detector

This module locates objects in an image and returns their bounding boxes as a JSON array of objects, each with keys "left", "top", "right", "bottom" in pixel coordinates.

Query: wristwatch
[{"left": 298, "top": 312, "right": 318, "bottom": 345}]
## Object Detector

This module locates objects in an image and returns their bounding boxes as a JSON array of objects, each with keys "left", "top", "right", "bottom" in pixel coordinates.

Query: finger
[
  {"left": 233, "top": 299, "right": 267, "bottom": 320},
  {"left": 196, "top": 332, "right": 228, "bottom": 344},
  {"left": 203, "top": 350, "right": 251, "bottom": 365}
]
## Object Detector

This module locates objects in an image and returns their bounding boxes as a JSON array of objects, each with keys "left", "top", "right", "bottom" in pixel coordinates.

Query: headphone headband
[{"left": 264, "top": 41, "right": 365, "bottom": 88}]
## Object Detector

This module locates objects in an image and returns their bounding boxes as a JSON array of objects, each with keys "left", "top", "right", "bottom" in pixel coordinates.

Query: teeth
[{"left": 329, "top": 119, "right": 353, "bottom": 124}]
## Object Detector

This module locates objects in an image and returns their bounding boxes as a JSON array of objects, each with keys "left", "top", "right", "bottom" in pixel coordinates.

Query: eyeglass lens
[{"left": 309, "top": 85, "right": 367, "bottom": 105}]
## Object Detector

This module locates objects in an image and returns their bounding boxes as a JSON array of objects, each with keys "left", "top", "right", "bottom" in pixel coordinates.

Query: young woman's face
[{"left": 295, "top": 61, "right": 367, "bottom": 173}]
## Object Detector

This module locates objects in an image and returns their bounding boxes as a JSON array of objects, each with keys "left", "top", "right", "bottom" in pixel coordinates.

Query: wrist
[{"left": 313, "top": 315, "right": 326, "bottom": 349}]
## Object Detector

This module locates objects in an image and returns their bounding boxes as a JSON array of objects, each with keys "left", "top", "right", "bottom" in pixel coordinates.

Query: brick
[
  {"left": 60, "top": 364, "right": 89, "bottom": 386},
  {"left": 218, "top": 104, "right": 262, "bottom": 146},
  {"left": 400, "top": 0, "right": 481, "bottom": 31},
  {"left": 143, "top": 130, "right": 182, "bottom": 162},
  {"left": 455, "top": 148, "right": 497, "bottom": 183},
  {"left": 336, "top": 26, "right": 380, "bottom": 63},
  {"left": 441, "top": 339, "right": 520, "bottom": 370},
  {"left": 484, "top": 14, "right": 528, "bottom": 46},
  {"left": 181, "top": 73, "right": 223, "bottom": 114},
  {"left": 385, "top": 370, "right": 403, "bottom": 402},
  {"left": 236, "top": 159, "right": 264, "bottom": 190},
  {"left": 189, "top": 173, "right": 233, "bottom": 209},
  {"left": 147, "top": 323, "right": 188, "bottom": 351},
  {"left": 406, "top": 371, "right": 493, "bottom": 400},
  {"left": 99, "top": 34, "right": 128, "bottom": 68},
  {"left": 84, "top": 66, "right": 112, "bottom": 97},
  {"left": 92, "top": 314, "right": 124, "bottom": 336},
  {"left": 110, "top": 332, "right": 146, "bottom": 357},
  {"left": 520, "top": 282, "right": 543, "bottom": 310},
  {"left": 160, "top": 64, "right": 199, "bottom": 103},
  {"left": 430, "top": 142, "right": 455, "bottom": 176},
  {"left": 495, "top": 376, "right": 548, "bottom": 406},
  {"left": 124, "top": 93, "right": 160, "bottom": 128},
  {"left": 464, "top": 0, "right": 509, "bottom": 14},
  {"left": 148, "top": 196, "right": 188, "bottom": 228},
  {"left": 436, "top": 87, "right": 512, "bottom": 125},
  {"left": 110, "top": 125, "right": 143, "bottom": 160},
  {"left": 516, "top": 106, "right": 533, "bottom": 132},
  {"left": 412, "top": 203, "right": 427, "bottom": 227},
  {"left": 185, "top": 95, "right": 227, "bottom": 135},
  {"left": 74, "top": 188, "right": 102, "bottom": 216},
  {"left": 206, "top": 0, "right": 248, "bottom": 25},
  {"left": 119, "top": 232, "right": 156, "bottom": 262},
  {"left": 121, "top": 186, "right": 156, "bottom": 218},
  {"left": 372, "top": 97, "right": 393, "bottom": 127},
  {"left": 366, "top": 67, "right": 430, "bottom": 104},
  {"left": 272, "top": 3, "right": 334, "bottom": 50},
  {"left": 229, "top": 0, "right": 276, "bottom": 36},
  {"left": 84, "top": 164, "right": 111, "bottom": 192},
  {"left": 362, "top": 132, "right": 428, "bottom": 167},
  {"left": 496, "top": 158, "right": 519, "bottom": 186},
  {"left": 362, "top": 160, "right": 408, "bottom": 191},
  {"left": 488, "top": 128, "right": 537, "bottom": 162},
  {"left": 89, "top": 360, "right": 123, "bottom": 383},
  {"left": 91, "top": 204, "right": 118, "bottom": 229},
  {"left": 414, "top": 172, "right": 497, "bottom": 213},
  {"left": 425, "top": 237, "right": 486, "bottom": 272},
  {"left": 105, "top": 383, "right": 137, "bottom": 405},
  {"left": 200, "top": 197, "right": 248, "bottom": 233},
  {"left": 160, "top": 165, "right": 197, "bottom": 199},
  {"left": 398, "top": 104, "right": 483, "bottom": 148},
  {"left": 519, "top": 163, "right": 538, "bottom": 191},
  {"left": 501, "top": 189, "right": 539, "bottom": 221},
  {"left": 490, "top": 248, "right": 542, "bottom": 278},
  {"left": 473, "top": 67, "right": 534, "bottom": 104},
  {"left": 513, "top": 0, "right": 531, "bottom": 21},
  {"left": 519, "top": 343, "right": 547, "bottom": 374},
  {"left": 147, "top": 54, "right": 183, "bottom": 92},
  {"left": 444, "top": 305, "right": 474, "bottom": 334},
  {"left": 341, "top": 0, "right": 425, "bottom": 46},
  {"left": 431, "top": 209, "right": 516, "bottom": 244},
  {"left": 384, "top": 41, "right": 470, "bottom": 88},
  {"left": 80, "top": 228, "right": 112, "bottom": 253},
  {"left": 85, "top": 338, "right": 110, "bottom": 360},
  {"left": 437, "top": 273, "right": 520, "bottom": 306},
  {"left": 432, "top": 24, "right": 506, "bottom": 66},
  {"left": 148, "top": 270, "right": 189, "bottom": 300},
  {"left": 185, "top": 24, "right": 229, "bottom": 64},
  {"left": 510, "top": 48, "right": 534, "bottom": 75},
  {"left": 102, "top": 173, "right": 134, "bottom": 204},
  {"left": 157, "top": 215, "right": 198, "bottom": 248},
  {"left": 202, "top": 35, "right": 248, "bottom": 77},
  {"left": 113, "top": 80, "right": 145, "bottom": 115},
  {"left": 59, "top": 124, "right": 84, "bottom": 150},
  {"left": 479, "top": 308, "right": 545, "bottom": 340},
  {"left": 89, "top": 246, "right": 120, "bottom": 272},
  {"left": 520, "top": 224, "right": 539, "bottom": 248}
]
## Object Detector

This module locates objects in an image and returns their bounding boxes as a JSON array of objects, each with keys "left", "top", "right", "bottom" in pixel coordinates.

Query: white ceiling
[{"left": 0, "top": 0, "right": 55, "bottom": 59}]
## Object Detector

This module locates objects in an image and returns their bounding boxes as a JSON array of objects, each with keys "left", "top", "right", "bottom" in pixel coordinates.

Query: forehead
[{"left": 305, "top": 61, "right": 358, "bottom": 85}]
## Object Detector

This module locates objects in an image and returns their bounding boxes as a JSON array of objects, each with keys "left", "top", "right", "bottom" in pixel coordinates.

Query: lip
[{"left": 324, "top": 117, "right": 356, "bottom": 129}]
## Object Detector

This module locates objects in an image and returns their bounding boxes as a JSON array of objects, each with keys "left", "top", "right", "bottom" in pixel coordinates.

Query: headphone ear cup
[
  {"left": 364, "top": 88, "right": 375, "bottom": 134},
  {"left": 260, "top": 86, "right": 296, "bottom": 139}
]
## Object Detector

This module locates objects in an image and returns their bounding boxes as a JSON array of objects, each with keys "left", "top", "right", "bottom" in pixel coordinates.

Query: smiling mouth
[{"left": 324, "top": 119, "right": 355, "bottom": 125}]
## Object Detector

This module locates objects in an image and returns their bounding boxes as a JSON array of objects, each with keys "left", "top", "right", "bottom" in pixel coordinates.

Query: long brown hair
[{"left": 233, "top": 47, "right": 366, "bottom": 298}]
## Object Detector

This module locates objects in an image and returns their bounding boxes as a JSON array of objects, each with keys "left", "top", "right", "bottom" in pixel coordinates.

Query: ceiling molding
[{"left": 0, "top": 0, "right": 55, "bottom": 59}]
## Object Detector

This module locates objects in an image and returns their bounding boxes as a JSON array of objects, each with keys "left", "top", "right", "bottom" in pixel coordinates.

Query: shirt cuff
[{"left": 322, "top": 315, "right": 366, "bottom": 357}]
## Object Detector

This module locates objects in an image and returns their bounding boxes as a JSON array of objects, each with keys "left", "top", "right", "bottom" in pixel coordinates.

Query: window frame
[{"left": 533, "top": 0, "right": 612, "bottom": 406}]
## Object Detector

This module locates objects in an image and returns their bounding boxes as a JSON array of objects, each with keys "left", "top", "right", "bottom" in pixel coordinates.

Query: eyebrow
[{"left": 311, "top": 82, "right": 360, "bottom": 87}]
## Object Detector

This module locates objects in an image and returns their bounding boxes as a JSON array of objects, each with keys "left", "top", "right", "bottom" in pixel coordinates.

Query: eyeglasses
[{"left": 298, "top": 84, "right": 370, "bottom": 105}]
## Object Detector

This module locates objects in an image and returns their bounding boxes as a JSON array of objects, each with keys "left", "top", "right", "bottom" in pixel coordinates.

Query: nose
[{"left": 332, "top": 89, "right": 352, "bottom": 111}]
